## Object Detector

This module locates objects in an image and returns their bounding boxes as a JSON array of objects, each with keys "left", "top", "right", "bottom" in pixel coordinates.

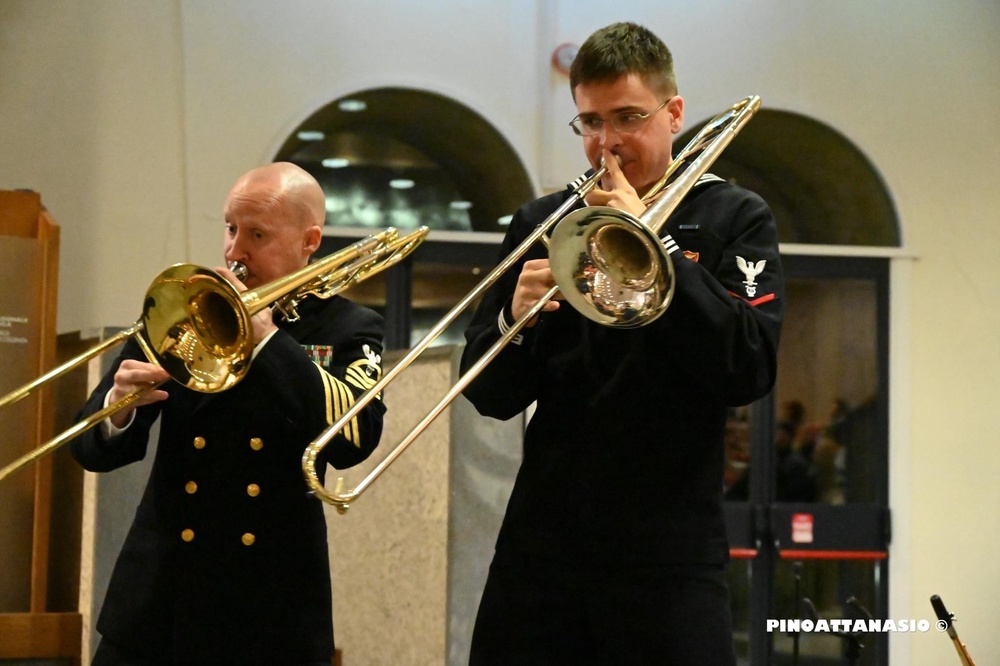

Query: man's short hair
[{"left": 570, "top": 22, "right": 677, "bottom": 100}]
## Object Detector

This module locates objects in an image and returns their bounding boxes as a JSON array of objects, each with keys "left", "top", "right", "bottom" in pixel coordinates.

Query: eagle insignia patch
[
  {"left": 302, "top": 344, "right": 334, "bottom": 368},
  {"left": 362, "top": 344, "right": 381, "bottom": 377},
  {"left": 736, "top": 256, "right": 767, "bottom": 298}
]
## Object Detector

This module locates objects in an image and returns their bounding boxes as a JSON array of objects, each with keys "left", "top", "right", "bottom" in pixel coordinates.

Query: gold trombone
[
  {"left": 0, "top": 225, "right": 429, "bottom": 483},
  {"left": 303, "top": 95, "right": 762, "bottom": 511}
]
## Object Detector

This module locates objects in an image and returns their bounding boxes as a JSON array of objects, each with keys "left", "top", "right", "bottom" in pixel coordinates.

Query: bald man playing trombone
[{"left": 71, "top": 162, "right": 386, "bottom": 666}]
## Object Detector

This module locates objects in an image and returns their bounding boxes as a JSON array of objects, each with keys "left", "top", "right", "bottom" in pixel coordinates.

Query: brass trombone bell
[
  {"left": 138, "top": 264, "right": 254, "bottom": 393},
  {"left": 549, "top": 210, "right": 675, "bottom": 327}
]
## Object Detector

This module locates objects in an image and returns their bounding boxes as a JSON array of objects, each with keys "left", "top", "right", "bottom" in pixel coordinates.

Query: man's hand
[
  {"left": 217, "top": 266, "right": 277, "bottom": 344},
  {"left": 108, "top": 360, "right": 170, "bottom": 428},
  {"left": 583, "top": 149, "right": 647, "bottom": 216},
  {"left": 512, "top": 259, "right": 563, "bottom": 326}
]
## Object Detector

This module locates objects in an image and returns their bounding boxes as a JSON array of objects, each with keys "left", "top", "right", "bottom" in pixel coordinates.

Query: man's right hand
[
  {"left": 511, "top": 259, "right": 563, "bottom": 326},
  {"left": 107, "top": 359, "right": 170, "bottom": 428}
]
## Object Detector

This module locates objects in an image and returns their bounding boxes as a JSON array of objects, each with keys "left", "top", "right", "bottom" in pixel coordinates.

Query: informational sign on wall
[{"left": 0, "top": 190, "right": 52, "bottom": 614}]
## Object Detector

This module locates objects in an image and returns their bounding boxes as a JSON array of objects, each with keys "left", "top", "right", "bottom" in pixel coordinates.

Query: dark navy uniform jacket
[
  {"left": 462, "top": 175, "right": 784, "bottom": 567},
  {"left": 72, "top": 295, "right": 385, "bottom": 665}
]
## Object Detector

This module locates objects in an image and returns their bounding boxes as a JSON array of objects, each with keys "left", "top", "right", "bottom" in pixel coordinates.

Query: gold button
[
  {"left": 241, "top": 533, "right": 256, "bottom": 546},
  {"left": 181, "top": 529, "right": 195, "bottom": 542},
  {"left": 193, "top": 436, "right": 206, "bottom": 450},
  {"left": 185, "top": 481, "right": 198, "bottom": 494},
  {"left": 250, "top": 437, "right": 263, "bottom": 451},
  {"left": 247, "top": 484, "right": 260, "bottom": 497}
]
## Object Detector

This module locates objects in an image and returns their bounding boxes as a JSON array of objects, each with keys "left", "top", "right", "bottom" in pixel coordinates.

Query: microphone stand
[
  {"left": 788, "top": 577, "right": 872, "bottom": 666},
  {"left": 792, "top": 595, "right": 820, "bottom": 666},
  {"left": 789, "top": 562, "right": 803, "bottom": 666},
  {"left": 832, "top": 596, "right": 872, "bottom": 666}
]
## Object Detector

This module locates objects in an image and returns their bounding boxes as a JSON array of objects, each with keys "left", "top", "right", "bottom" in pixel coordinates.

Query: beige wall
[
  {"left": 0, "top": 1, "right": 188, "bottom": 332},
  {"left": 327, "top": 348, "right": 452, "bottom": 665},
  {"left": 2, "top": 1, "right": 999, "bottom": 663}
]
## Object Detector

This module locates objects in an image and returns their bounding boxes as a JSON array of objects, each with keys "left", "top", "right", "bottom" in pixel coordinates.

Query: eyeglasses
[{"left": 569, "top": 98, "right": 673, "bottom": 137}]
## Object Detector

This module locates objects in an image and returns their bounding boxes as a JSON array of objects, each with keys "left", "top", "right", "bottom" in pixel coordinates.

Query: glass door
[{"left": 726, "top": 255, "right": 890, "bottom": 665}]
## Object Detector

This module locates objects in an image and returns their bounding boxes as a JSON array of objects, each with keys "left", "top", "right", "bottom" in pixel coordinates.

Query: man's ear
[
  {"left": 303, "top": 225, "right": 322, "bottom": 255},
  {"left": 668, "top": 96, "right": 684, "bottom": 135}
]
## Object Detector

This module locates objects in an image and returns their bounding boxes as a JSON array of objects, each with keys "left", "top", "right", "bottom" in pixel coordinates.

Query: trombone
[
  {"left": 0, "top": 225, "right": 429, "bottom": 483},
  {"left": 303, "top": 95, "right": 762, "bottom": 511}
]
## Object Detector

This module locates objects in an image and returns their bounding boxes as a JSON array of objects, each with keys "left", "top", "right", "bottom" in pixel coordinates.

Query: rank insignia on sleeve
[
  {"left": 736, "top": 256, "right": 767, "bottom": 298},
  {"left": 361, "top": 344, "right": 381, "bottom": 377},
  {"left": 345, "top": 344, "right": 382, "bottom": 393},
  {"left": 302, "top": 344, "right": 334, "bottom": 368}
]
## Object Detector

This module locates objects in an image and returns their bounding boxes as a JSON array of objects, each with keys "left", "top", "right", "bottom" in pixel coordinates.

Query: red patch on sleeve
[{"left": 728, "top": 291, "right": 777, "bottom": 307}]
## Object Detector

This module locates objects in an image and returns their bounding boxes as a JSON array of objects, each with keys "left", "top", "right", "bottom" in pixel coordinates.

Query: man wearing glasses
[{"left": 461, "top": 21, "right": 784, "bottom": 664}]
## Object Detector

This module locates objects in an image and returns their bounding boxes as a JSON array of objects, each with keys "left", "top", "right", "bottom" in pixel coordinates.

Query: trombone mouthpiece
[
  {"left": 228, "top": 261, "right": 248, "bottom": 282},
  {"left": 598, "top": 153, "right": 623, "bottom": 169}
]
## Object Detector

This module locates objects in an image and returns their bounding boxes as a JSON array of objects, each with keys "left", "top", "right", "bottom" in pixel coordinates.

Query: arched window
[
  {"left": 274, "top": 87, "right": 534, "bottom": 349},
  {"left": 275, "top": 87, "right": 533, "bottom": 235}
]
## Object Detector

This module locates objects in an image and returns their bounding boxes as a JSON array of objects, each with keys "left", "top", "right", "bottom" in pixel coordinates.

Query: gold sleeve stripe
[
  {"left": 332, "top": 375, "right": 350, "bottom": 442},
  {"left": 348, "top": 358, "right": 382, "bottom": 379},
  {"left": 314, "top": 364, "right": 362, "bottom": 448},
  {"left": 330, "top": 373, "right": 344, "bottom": 426},
  {"left": 345, "top": 375, "right": 383, "bottom": 401},
  {"left": 344, "top": 366, "right": 363, "bottom": 387},
  {"left": 316, "top": 362, "right": 334, "bottom": 425},
  {"left": 345, "top": 359, "right": 383, "bottom": 401},
  {"left": 344, "top": 370, "right": 384, "bottom": 402},
  {"left": 345, "top": 366, "right": 379, "bottom": 391},
  {"left": 336, "top": 380, "right": 359, "bottom": 446}
]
